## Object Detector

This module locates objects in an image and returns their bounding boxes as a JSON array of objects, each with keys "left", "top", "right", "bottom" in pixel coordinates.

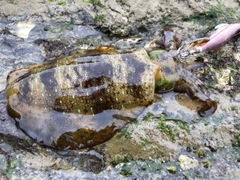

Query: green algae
[
  {"left": 157, "top": 120, "right": 176, "bottom": 143},
  {"left": 195, "top": 148, "right": 208, "bottom": 158},
  {"left": 58, "top": 1, "right": 66, "bottom": 6},
  {"left": 140, "top": 136, "right": 152, "bottom": 147},
  {"left": 84, "top": 0, "right": 106, "bottom": 8},
  {"left": 6, "top": 158, "right": 23, "bottom": 177},
  {"left": 183, "top": 1, "right": 237, "bottom": 36},
  {"left": 183, "top": 1, "right": 237, "bottom": 25},
  {"left": 142, "top": 112, "right": 190, "bottom": 143},
  {"left": 119, "top": 160, "right": 162, "bottom": 177},
  {"left": 116, "top": 121, "right": 138, "bottom": 141},
  {"left": 202, "top": 159, "right": 211, "bottom": 168},
  {"left": 120, "top": 163, "right": 134, "bottom": 176},
  {"left": 94, "top": 14, "right": 105, "bottom": 23}
]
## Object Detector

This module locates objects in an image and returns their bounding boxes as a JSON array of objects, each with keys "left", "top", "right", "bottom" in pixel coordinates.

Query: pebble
[
  {"left": 178, "top": 154, "right": 199, "bottom": 170},
  {"left": 0, "top": 143, "right": 13, "bottom": 153}
]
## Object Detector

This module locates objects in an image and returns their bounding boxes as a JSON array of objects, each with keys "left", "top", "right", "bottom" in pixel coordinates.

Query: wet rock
[
  {"left": 234, "top": 94, "right": 240, "bottom": 102},
  {"left": 0, "top": 0, "right": 239, "bottom": 36},
  {"left": 39, "top": 39, "right": 74, "bottom": 59},
  {"left": 0, "top": 154, "right": 8, "bottom": 172},
  {"left": 2, "top": 35, "right": 24, "bottom": 48},
  {"left": 0, "top": 37, "right": 17, "bottom": 58},
  {"left": 0, "top": 174, "right": 8, "bottom": 180},
  {"left": 7, "top": 21, "right": 35, "bottom": 39},
  {"left": 73, "top": 25, "right": 101, "bottom": 38},
  {"left": 14, "top": 44, "right": 39, "bottom": 57},
  {"left": 74, "top": 151, "right": 104, "bottom": 173}
]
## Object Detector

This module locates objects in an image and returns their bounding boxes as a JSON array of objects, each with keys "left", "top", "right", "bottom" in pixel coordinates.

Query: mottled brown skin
[
  {"left": 147, "top": 50, "right": 217, "bottom": 117},
  {"left": 5, "top": 47, "right": 217, "bottom": 150},
  {"left": 6, "top": 48, "right": 159, "bottom": 150}
]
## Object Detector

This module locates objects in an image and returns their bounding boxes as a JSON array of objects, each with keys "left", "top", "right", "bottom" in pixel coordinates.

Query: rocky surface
[{"left": 0, "top": 0, "right": 240, "bottom": 179}]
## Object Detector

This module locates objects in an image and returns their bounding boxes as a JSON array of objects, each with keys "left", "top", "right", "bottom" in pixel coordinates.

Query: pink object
[{"left": 195, "top": 23, "right": 240, "bottom": 52}]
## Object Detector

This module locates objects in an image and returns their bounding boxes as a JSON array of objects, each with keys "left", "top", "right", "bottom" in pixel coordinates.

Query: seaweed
[
  {"left": 142, "top": 112, "right": 190, "bottom": 143},
  {"left": 183, "top": 1, "right": 237, "bottom": 36}
]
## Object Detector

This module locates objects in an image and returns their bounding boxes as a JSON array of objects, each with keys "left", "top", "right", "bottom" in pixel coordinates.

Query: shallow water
[{"left": 0, "top": 19, "right": 240, "bottom": 179}]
